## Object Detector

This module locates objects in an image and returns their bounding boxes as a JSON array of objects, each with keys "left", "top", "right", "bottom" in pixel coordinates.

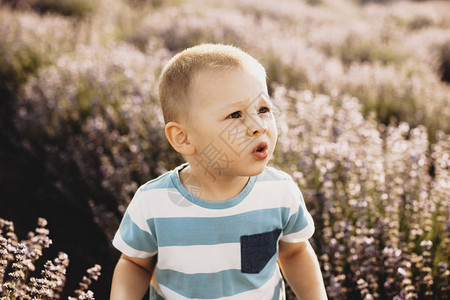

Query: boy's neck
[{"left": 179, "top": 164, "right": 250, "bottom": 202}]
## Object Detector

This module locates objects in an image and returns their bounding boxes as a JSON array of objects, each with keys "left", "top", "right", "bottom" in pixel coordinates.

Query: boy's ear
[{"left": 165, "top": 122, "right": 196, "bottom": 156}]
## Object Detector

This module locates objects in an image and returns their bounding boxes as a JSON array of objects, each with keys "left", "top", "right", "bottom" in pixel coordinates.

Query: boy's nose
[{"left": 246, "top": 118, "right": 268, "bottom": 136}]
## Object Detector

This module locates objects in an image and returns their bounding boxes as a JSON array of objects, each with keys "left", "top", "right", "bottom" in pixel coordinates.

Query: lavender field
[{"left": 0, "top": 0, "right": 449, "bottom": 299}]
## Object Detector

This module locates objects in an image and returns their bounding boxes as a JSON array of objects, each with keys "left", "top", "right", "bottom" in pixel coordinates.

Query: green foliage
[
  {"left": 0, "top": 42, "right": 44, "bottom": 100},
  {"left": 338, "top": 33, "right": 407, "bottom": 65},
  {"left": 0, "top": 16, "right": 44, "bottom": 99},
  {"left": 264, "top": 52, "right": 310, "bottom": 90},
  {"left": 305, "top": 0, "right": 322, "bottom": 5},
  {"left": 0, "top": 9, "right": 78, "bottom": 100},
  {"left": 407, "top": 14, "right": 434, "bottom": 30},
  {"left": 126, "top": 0, "right": 164, "bottom": 8},
  {"left": 2, "top": 0, "right": 97, "bottom": 17},
  {"left": 34, "top": 0, "right": 96, "bottom": 17}
]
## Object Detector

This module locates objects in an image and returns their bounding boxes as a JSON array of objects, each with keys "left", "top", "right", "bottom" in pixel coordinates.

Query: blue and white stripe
[{"left": 113, "top": 164, "right": 314, "bottom": 299}]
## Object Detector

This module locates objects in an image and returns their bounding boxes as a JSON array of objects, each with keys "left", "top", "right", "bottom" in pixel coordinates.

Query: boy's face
[{"left": 185, "top": 66, "right": 277, "bottom": 178}]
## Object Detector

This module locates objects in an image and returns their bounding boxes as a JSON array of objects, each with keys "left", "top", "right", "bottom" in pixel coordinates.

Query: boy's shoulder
[
  {"left": 138, "top": 168, "right": 175, "bottom": 192},
  {"left": 258, "top": 165, "right": 293, "bottom": 183}
]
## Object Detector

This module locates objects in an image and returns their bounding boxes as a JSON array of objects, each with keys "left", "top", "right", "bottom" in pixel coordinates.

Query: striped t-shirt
[{"left": 113, "top": 163, "right": 315, "bottom": 300}]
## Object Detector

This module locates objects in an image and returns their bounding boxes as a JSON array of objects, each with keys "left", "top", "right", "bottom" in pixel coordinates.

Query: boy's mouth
[{"left": 252, "top": 142, "right": 268, "bottom": 160}]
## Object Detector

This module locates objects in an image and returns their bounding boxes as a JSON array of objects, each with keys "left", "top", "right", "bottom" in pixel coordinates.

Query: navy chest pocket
[{"left": 240, "top": 228, "right": 282, "bottom": 274}]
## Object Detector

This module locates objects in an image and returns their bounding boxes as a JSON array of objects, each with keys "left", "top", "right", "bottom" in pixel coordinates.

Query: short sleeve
[
  {"left": 112, "top": 188, "right": 158, "bottom": 258},
  {"left": 280, "top": 179, "right": 315, "bottom": 243}
]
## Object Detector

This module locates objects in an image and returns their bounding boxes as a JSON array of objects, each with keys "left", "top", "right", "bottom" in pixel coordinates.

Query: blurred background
[{"left": 0, "top": 0, "right": 449, "bottom": 299}]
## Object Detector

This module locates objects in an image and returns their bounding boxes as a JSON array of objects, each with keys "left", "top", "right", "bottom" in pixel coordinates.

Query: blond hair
[{"left": 158, "top": 44, "right": 266, "bottom": 124}]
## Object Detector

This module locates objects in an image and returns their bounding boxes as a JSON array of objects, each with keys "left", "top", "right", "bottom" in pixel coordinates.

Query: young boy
[{"left": 110, "top": 44, "right": 327, "bottom": 300}]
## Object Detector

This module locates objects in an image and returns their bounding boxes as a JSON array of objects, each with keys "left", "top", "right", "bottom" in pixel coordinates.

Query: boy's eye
[
  {"left": 227, "top": 111, "right": 242, "bottom": 119},
  {"left": 258, "top": 107, "right": 270, "bottom": 114}
]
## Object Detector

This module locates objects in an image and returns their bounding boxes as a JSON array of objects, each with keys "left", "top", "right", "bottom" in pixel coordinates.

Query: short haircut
[{"left": 158, "top": 43, "right": 266, "bottom": 124}]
